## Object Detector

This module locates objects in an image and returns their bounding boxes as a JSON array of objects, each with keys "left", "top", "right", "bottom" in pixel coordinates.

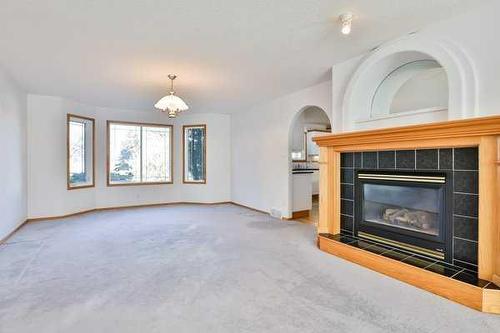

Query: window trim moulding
[
  {"left": 67, "top": 113, "right": 96, "bottom": 190},
  {"left": 182, "top": 124, "right": 207, "bottom": 185},
  {"left": 106, "top": 120, "right": 174, "bottom": 187}
]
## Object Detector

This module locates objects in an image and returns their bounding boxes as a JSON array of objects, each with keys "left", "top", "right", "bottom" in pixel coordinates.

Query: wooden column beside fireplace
[{"left": 313, "top": 116, "right": 500, "bottom": 313}]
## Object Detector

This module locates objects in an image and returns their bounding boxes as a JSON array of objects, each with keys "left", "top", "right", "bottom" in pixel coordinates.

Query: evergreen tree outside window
[
  {"left": 67, "top": 114, "right": 95, "bottom": 189},
  {"left": 107, "top": 121, "right": 173, "bottom": 185},
  {"left": 183, "top": 125, "right": 206, "bottom": 184}
]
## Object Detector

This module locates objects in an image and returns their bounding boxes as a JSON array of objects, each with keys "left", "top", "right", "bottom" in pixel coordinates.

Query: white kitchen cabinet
[{"left": 292, "top": 172, "right": 312, "bottom": 213}]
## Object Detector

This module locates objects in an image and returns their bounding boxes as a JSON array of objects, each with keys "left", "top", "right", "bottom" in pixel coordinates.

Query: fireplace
[
  {"left": 354, "top": 170, "right": 452, "bottom": 261},
  {"left": 314, "top": 117, "right": 500, "bottom": 313}
]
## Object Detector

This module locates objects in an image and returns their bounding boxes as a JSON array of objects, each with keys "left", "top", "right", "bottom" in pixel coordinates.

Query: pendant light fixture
[{"left": 154, "top": 74, "right": 189, "bottom": 118}]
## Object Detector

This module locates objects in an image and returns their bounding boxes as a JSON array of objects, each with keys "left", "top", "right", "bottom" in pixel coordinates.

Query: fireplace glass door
[
  {"left": 362, "top": 183, "right": 442, "bottom": 236},
  {"left": 355, "top": 171, "right": 450, "bottom": 261}
]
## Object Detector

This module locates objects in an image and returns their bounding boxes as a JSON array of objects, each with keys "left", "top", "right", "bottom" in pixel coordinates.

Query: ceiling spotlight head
[{"left": 339, "top": 12, "right": 353, "bottom": 35}]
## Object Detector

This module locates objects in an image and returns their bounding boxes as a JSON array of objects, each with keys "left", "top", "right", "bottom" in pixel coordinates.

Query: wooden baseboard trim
[
  {"left": 1, "top": 200, "right": 265, "bottom": 246},
  {"left": 284, "top": 210, "right": 310, "bottom": 220},
  {"left": 4, "top": 201, "right": 271, "bottom": 245},
  {"left": 229, "top": 202, "right": 269, "bottom": 215},
  {"left": 26, "top": 201, "right": 295, "bottom": 223},
  {"left": 27, "top": 209, "right": 98, "bottom": 222},
  {"left": 97, "top": 201, "right": 233, "bottom": 213},
  {"left": 318, "top": 235, "right": 500, "bottom": 313},
  {"left": 0, "top": 219, "right": 29, "bottom": 245},
  {"left": 26, "top": 201, "right": 234, "bottom": 223}
]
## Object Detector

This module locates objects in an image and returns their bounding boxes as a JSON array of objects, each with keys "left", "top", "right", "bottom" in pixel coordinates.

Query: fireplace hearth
[{"left": 354, "top": 170, "right": 452, "bottom": 261}]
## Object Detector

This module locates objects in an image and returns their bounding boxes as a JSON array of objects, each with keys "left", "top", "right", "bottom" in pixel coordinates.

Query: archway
[
  {"left": 342, "top": 35, "right": 477, "bottom": 131},
  {"left": 287, "top": 105, "right": 332, "bottom": 222}
]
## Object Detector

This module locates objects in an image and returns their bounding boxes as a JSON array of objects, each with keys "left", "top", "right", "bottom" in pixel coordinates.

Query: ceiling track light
[{"left": 339, "top": 12, "right": 353, "bottom": 35}]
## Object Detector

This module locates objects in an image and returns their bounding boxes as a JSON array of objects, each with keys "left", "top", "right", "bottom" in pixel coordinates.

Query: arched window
[{"left": 371, "top": 60, "right": 448, "bottom": 117}]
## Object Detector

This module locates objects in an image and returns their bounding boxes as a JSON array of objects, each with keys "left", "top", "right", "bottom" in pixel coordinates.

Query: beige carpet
[{"left": 0, "top": 204, "right": 498, "bottom": 332}]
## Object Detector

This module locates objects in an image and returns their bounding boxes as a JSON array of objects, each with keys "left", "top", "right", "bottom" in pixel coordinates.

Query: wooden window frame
[
  {"left": 107, "top": 120, "right": 173, "bottom": 186},
  {"left": 67, "top": 114, "right": 96, "bottom": 190},
  {"left": 183, "top": 124, "right": 207, "bottom": 184}
]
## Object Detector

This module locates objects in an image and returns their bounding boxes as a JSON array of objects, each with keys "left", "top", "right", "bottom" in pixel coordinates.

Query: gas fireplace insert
[{"left": 354, "top": 170, "right": 452, "bottom": 261}]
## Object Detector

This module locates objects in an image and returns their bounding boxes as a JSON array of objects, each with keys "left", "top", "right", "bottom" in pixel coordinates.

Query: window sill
[
  {"left": 107, "top": 181, "right": 173, "bottom": 187},
  {"left": 67, "top": 184, "right": 95, "bottom": 190}
]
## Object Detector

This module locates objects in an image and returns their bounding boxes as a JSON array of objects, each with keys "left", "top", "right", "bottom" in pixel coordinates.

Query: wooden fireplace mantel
[
  {"left": 313, "top": 116, "right": 500, "bottom": 312},
  {"left": 314, "top": 115, "right": 500, "bottom": 149}
]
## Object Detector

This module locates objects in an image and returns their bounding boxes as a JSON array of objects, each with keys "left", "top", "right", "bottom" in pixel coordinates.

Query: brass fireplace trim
[
  {"left": 358, "top": 173, "right": 446, "bottom": 184},
  {"left": 358, "top": 231, "right": 445, "bottom": 260}
]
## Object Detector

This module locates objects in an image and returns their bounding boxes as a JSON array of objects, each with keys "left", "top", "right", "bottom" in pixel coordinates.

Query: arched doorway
[{"left": 287, "top": 105, "right": 332, "bottom": 223}]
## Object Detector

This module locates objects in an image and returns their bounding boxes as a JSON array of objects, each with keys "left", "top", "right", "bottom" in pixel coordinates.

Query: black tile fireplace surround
[{"left": 340, "top": 148, "right": 479, "bottom": 272}]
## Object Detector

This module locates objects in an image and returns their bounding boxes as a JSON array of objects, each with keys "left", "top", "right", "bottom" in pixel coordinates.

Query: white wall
[
  {"left": 231, "top": 81, "right": 331, "bottom": 217},
  {"left": 19, "top": 2, "right": 500, "bottom": 221},
  {"left": 330, "top": 55, "right": 364, "bottom": 133},
  {"left": 0, "top": 67, "right": 27, "bottom": 240},
  {"left": 231, "top": 2, "right": 500, "bottom": 216},
  {"left": 335, "top": 1, "right": 500, "bottom": 131},
  {"left": 28, "top": 94, "right": 231, "bottom": 219},
  {"left": 428, "top": 2, "right": 500, "bottom": 116},
  {"left": 28, "top": 96, "right": 97, "bottom": 217}
]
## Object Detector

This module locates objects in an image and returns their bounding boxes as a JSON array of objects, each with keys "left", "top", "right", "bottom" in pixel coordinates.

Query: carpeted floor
[{"left": 0, "top": 204, "right": 499, "bottom": 333}]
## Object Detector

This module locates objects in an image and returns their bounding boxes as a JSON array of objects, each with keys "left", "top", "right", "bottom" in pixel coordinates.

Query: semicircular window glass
[{"left": 371, "top": 60, "right": 448, "bottom": 117}]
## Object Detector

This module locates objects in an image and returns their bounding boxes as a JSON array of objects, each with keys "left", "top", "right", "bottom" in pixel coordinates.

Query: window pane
[
  {"left": 142, "top": 126, "right": 171, "bottom": 182},
  {"left": 184, "top": 126, "right": 206, "bottom": 182},
  {"left": 68, "top": 115, "right": 94, "bottom": 188},
  {"left": 372, "top": 60, "right": 448, "bottom": 117},
  {"left": 69, "top": 122, "right": 85, "bottom": 176},
  {"left": 109, "top": 124, "right": 141, "bottom": 184}
]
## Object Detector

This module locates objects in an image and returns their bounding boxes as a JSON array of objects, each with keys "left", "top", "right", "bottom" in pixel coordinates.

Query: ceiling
[{"left": 0, "top": 1, "right": 485, "bottom": 114}]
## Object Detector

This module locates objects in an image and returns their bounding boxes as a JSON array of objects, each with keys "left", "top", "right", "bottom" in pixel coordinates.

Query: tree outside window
[
  {"left": 108, "top": 122, "right": 172, "bottom": 185},
  {"left": 183, "top": 125, "right": 206, "bottom": 183},
  {"left": 67, "top": 114, "right": 94, "bottom": 189}
]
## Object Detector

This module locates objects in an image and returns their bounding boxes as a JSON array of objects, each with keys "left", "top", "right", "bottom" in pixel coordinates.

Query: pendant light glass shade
[
  {"left": 154, "top": 93, "right": 189, "bottom": 112},
  {"left": 155, "top": 74, "right": 188, "bottom": 118}
]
